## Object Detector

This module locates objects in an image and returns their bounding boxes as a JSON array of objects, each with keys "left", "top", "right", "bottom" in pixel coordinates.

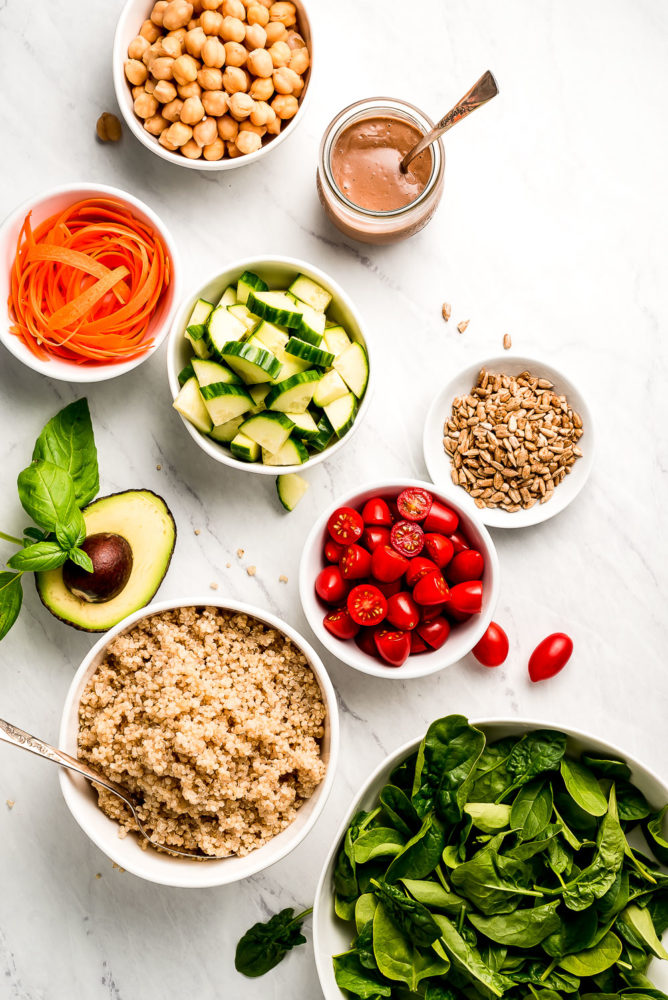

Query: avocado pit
[{"left": 63, "top": 532, "right": 133, "bottom": 604}]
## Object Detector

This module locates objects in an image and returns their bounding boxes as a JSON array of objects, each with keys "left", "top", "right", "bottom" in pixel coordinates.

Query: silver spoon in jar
[
  {"left": 400, "top": 70, "right": 499, "bottom": 173},
  {"left": 0, "top": 717, "right": 218, "bottom": 861}
]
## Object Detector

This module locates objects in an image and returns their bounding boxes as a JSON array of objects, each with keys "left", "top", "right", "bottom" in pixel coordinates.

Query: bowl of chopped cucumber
[{"left": 167, "top": 257, "right": 371, "bottom": 481}]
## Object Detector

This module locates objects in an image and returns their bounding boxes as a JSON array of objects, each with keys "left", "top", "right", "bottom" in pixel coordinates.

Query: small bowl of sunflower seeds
[{"left": 423, "top": 354, "right": 594, "bottom": 528}]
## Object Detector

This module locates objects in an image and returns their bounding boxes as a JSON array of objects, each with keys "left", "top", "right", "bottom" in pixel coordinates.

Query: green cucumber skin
[
  {"left": 285, "top": 338, "right": 335, "bottom": 368},
  {"left": 247, "top": 291, "right": 303, "bottom": 330},
  {"left": 265, "top": 371, "right": 321, "bottom": 410}
]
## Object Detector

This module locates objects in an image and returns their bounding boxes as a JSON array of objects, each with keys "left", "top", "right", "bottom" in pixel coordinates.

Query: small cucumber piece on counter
[
  {"left": 192, "top": 358, "right": 241, "bottom": 387},
  {"left": 205, "top": 306, "right": 247, "bottom": 359},
  {"left": 220, "top": 341, "right": 282, "bottom": 383},
  {"left": 285, "top": 338, "right": 335, "bottom": 368},
  {"left": 324, "top": 391, "right": 358, "bottom": 438},
  {"left": 217, "top": 285, "right": 237, "bottom": 307},
  {"left": 288, "top": 274, "right": 332, "bottom": 312},
  {"left": 177, "top": 362, "right": 195, "bottom": 386},
  {"left": 261, "top": 437, "right": 309, "bottom": 466},
  {"left": 200, "top": 382, "right": 253, "bottom": 425},
  {"left": 230, "top": 432, "right": 261, "bottom": 462},
  {"left": 312, "top": 369, "right": 348, "bottom": 407},
  {"left": 237, "top": 270, "right": 268, "bottom": 305},
  {"left": 185, "top": 298, "right": 214, "bottom": 358},
  {"left": 323, "top": 325, "right": 352, "bottom": 358},
  {"left": 247, "top": 290, "right": 303, "bottom": 329},
  {"left": 333, "top": 341, "right": 369, "bottom": 398},
  {"left": 276, "top": 473, "right": 309, "bottom": 511},
  {"left": 228, "top": 303, "right": 259, "bottom": 334},
  {"left": 248, "top": 321, "right": 288, "bottom": 356},
  {"left": 209, "top": 414, "right": 245, "bottom": 443},
  {"left": 241, "top": 411, "right": 295, "bottom": 454},
  {"left": 310, "top": 412, "right": 335, "bottom": 452},
  {"left": 285, "top": 410, "right": 319, "bottom": 440},
  {"left": 265, "top": 371, "right": 321, "bottom": 413},
  {"left": 173, "top": 377, "right": 213, "bottom": 434}
]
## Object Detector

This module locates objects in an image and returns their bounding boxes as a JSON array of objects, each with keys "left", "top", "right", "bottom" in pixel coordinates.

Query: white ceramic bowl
[
  {"left": 423, "top": 354, "right": 595, "bottom": 528},
  {"left": 0, "top": 182, "right": 181, "bottom": 383},
  {"left": 299, "top": 479, "right": 499, "bottom": 679},
  {"left": 113, "top": 0, "right": 313, "bottom": 171},
  {"left": 58, "top": 596, "right": 339, "bottom": 888},
  {"left": 167, "top": 256, "right": 372, "bottom": 474},
  {"left": 313, "top": 717, "right": 668, "bottom": 1000}
]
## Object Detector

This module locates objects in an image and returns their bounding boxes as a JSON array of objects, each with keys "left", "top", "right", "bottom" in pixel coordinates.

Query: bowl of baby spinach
[{"left": 312, "top": 715, "right": 668, "bottom": 1000}]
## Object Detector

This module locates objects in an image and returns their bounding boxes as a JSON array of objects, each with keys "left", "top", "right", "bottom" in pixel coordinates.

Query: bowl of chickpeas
[{"left": 114, "top": 0, "right": 313, "bottom": 168}]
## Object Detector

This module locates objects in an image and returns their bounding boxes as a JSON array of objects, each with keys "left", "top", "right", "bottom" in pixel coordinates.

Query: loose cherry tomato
[
  {"left": 397, "top": 487, "right": 433, "bottom": 522},
  {"left": 324, "top": 538, "right": 344, "bottom": 563},
  {"left": 472, "top": 622, "right": 509, "bottom": 667},
  {"left": 529, "top": 633, "right": 573, "bottom": 682},
  {"left": 405, "top": 557, "right": 438, "bottom": 588},
  {"left": 390, "top": 520, "right": 424, "bottom": 558},
  {"left": 355, "top": 626, "right": 380, "bottom": 658},
  {"left": 412, "top": 569, "right": 450, "bottom": 606},
  {"left": 363, "top": 526, "right": 391, "bottom": 552},
  {"left": 420, "top": 602, "right": 447, "bottom": 622},
  {"left": 410, "top": 633, "right": 429, "bottom": 654},
  {"left": 327, "top": 506, "right": 364, "bottom": 545},
  {"left": 347, "top": 584, "right": 388, "bottom": 626},
  {"left": 386, "top": 592, "right": 420, "bottom": 630},
  {"left": 449, "top": 580, "right": 483, "bottom": 614},
  {"left": 340, "top": 544, "right": 372, "bottom": 580},
  {"left": 424, "top": 499, "right": 459, "bottom": 535},
  {"left": 424, "top": 533, "right": 455, "bottom": 568},
  {"left": 315, "top": 565, "right": 348, "bottom": 605},
  {"left": 371, "top": 544, "right": 409, "bottom": 583},
  {"left": 323, "top": 607, "right": 360, "bottom": 640},
  {"left": 377, "top": 579, "right": 402, "bottom": 598},
  {"left": 449, "top": 530, "right": 470, "bottom": 555},
  {"left": 374, "top": 628, "right": 412, "bottom": 667},
  {"left": 416, "top": 616, "right": 451, "bottom": 650},
  {"left": 362, "top": 497, "right": 392, "bottom": 526},
  {"left": 447, "top": 549, "right": 484, "bottom": 584}
]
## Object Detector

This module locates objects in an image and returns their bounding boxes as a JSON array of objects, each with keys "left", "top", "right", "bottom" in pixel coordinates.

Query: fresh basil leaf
[
  {"left": 333, "top": 950, "right": 392, "bottom": 997},
  {"left": 510, "top": 780, "right": 553, "bottom": 840},
  {"left": 7, "top": 541, "right": 69, "bottom": 572},
  {"left": 0, "top": 572, "right": 23, "bottom": 641},
  {"left": 561, "top": 759, "right": 608, "bottom": 817},
  {"left": 234, "top": 907, "right": 311, "bottom": 978},
  {"left": 65, "top": 546, "right": 94, "bottom": 574},
  {"left": 32, "top": 398, "right": 99, "bottom": 507},
  {"left": 372, "top": 902, "right": 449, "bottom": 992},
  {"left": 412, "top": 715, "right": 485, "bottom": 821},
  {"left": 17, "top": 461, "right": 78, "bottom": 534},
  {"left": 23, "top": 526, "right": 47, "bottom": 544},
  {"left": 558, "top": 931, "right": 623, "bottom": 976},
  {"left": 55, "top": 505, "right": 86, "bottom": 551},
  {"left": 468, "top": 900, "right": 561, "bottom": 948}
]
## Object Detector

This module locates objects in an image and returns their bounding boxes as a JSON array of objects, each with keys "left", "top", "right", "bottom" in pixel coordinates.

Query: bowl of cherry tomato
[{"left": 299, "top": 480, "right": 500, "bottom": 678}]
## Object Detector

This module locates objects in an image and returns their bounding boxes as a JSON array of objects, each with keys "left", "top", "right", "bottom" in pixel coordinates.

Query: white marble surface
[{"left": 1, "top": 0, "right": 668, "bottom": 996}]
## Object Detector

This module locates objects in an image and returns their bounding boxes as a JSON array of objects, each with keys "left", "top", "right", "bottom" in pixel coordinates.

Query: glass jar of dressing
[{"left": 317, "top": 98, "right": 445, "bottom": 245}]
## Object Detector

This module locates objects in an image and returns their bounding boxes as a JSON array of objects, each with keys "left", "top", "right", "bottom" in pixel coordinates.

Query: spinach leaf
[
  {"left": 555, "top": 789, "right": 600, "bottom": 836},
  {"left": 432, "top": 913, "right": 512, "bottom": 998},
  {"left": 234, "top": 906, "right": 311, "bottom": 977},
  {"left": 450, "top": 834, "right": 544, "bottom": 914},
  {"left": 504, "top": 730, "right": 567, "bottom": 794},
  {"left": 17, "top": 461, "right": 80, "bottom": 536},
  {"left": 470, "top": 737, "right": 518, "bottom": 802},
  {"left": 32, "top": 398, "right": 99, "bottom": 507},
  {"left": 559, "top": 791, "right": 626, "bottom": 911},
  {"left": 617, "top": 782, "right": 651, "bottom": 824},
  {"left": 507, "top": 960, "right": 581, "bottom": 993},
  {"left": 596, "top": 870, "right": 630, "bottom": 924},
  {"left": 468, "top": 901, "right": 561, "bottom": 947},
  {"left": 412, "top": 716, "right": 485, "bottom": 821},
  {"left": 561, "top": 759, "right": 608, "bottom": 816},
  {"left": 7, "top": 541, "right": 69, "bottom": 572},
  {"left": 333, "top": 951, "right": 392, "bottom": 998},
  {"left": 372, "top": 902, "right": 449, "bottom": 991},
  {"left": 335, "top": 810, "right": 380, "bottom": 908},
  {"left": 353, "top": 828, "right": 405, "bottom": 864},
  {"left": 581, "top": 754, "right": 632, "bottom": 782},
  {"left": 542, "top": 907, "right": 599, "bottom": 958},
  {"left": 558, "top": 931, "right": 623, "bottom": 976},
  {"left": 510, "top": 779, "right": 553, "bottom": 840},
  {"left": 425, "top": 985, "right": 458, "bottom": 1000},
  {"left": 390, "top": 751, "right": 418, "bottom": 793},
  {"left": 370, "top": 880, "right": 441, "bottom": 948},
  {"left": 0, "top": 572, "right": 23, "bottom": 641},
  {"left": 353, "top": 919, "right": 377, "bottom": 970},
  {"left": 645, "top": 807, "right": 668, "bottom": 865},
  {"left": 400, "top": 878, "right": 467, "bottom": 914},
  {"left": 355, "top": 893, "right": 379, "bottom": 933},
  {"left": 464, "top": 802, "right": 512, "bottom": 834},
  {"left": 546, "top": 835, "right": 574, "bottom": 877},
  {"left": 380, "top": 785, "right": 421, "bottom": 839},
  {"left": 386, "top": 814, "right": 446, "bottom": 883},
  {"left": 619, "top": 905, "right": 668, "bottom": 960}
]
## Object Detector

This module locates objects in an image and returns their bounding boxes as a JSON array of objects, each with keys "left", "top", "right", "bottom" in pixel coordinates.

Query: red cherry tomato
[
  {"left": 405, "top": 557, "right": 438, "bottom": 588},
  {"left": 416, "top": 616, "right": 451, "bottom": 650},
  {"left": 449, "top": 530, "right": 470, "bottom": 555},
  {"left": 472, "top": 622, "right": 509, "bottom": 667},
  {"left": 386, "top": 592, "right": 420, "bottom": 630},
  {"left": 529, "top": 633, "right": 573, "bottom": 682},
  {"left": 420, "top": 602, "right": 447, "bottom": 622},
  {"left": 424, "top": 533, "right": 455, "bottom": 568},
  {"left": 371, "top": 544, "right": 409, "bottom": 583},
  {"left": 412, "top": 569, "right": 450, "bottom": 606},
  {"left": 449, "top": 580, "right": 483, "bottom": 614},
  {"left": 340, "top": 544, "right": 372, "bottom": 581},
  {"left": 347, "top": 584, "right": 388, "bottom": 626},
  {"left": 324, "top": 538, "right": 344, "bottom": 563},
  {"left": 377, "top": 579, "right": 402, "bottom": 598},
  {"left": 374, "top": 628, "right": 412, "bottom": 667},
  {"left": 323, "top": 607, "right": 360, "bottom": 640},
  {"left": 424, "top": 499, "right": 459, "bottom": 535},
  {"left": 363, "top": 526, "right": 391, "bottom": 552},
  {"left": 327, "top": 506, "right": 364, "bottom": 545},
  {"left": 315, "top": 565, "right": 348, "bottom": 605},
  {"left": 410, "top": 633, "right": 429, "bottom": 654},
  {"left": 390, "top": 520, "right": 424, "bottom": 558},
  {"left": 396, "top": 487, "right": 433, "bottom": 522},
  {"left": 355, "top": 626, "right": 381, "bottom": 658},
  {"left": 447, "top": 549, "right": 484, "bottom": 584},
  {"left": 362, "top": 497, "right": 392, "bottom": 526},
  {"left": 445, "top": 606, "right": 472, "bottom": 624}
]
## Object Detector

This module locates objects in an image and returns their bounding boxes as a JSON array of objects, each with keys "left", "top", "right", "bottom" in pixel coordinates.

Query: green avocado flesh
[{"left": 36, "top": 490, "right": 176, "bottom": 632}]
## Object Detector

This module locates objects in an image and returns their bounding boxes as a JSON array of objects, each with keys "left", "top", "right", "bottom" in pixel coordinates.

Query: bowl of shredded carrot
[{"left": 0, "top": 183, "right": 180, "bottom": 382}]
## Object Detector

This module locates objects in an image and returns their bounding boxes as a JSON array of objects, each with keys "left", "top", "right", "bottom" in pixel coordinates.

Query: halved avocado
[{"left": 36, "top": 490, "right": 176, "bottom": 632}]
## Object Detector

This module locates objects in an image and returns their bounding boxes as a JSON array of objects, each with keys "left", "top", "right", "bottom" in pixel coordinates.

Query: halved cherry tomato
[
  {"left": 449, "top": 580, "right": 483, "bottom": 614},
  {"left": 416, "top": 616, "right": 451, "bottom": 650},
  {"left": 347, "top": 584, "right": 387, "bottom": 626},
  {"left": 386, "top": 592, "right": 420, "bottom": 630},
  {"left": 374, "top": 628, "right": 411, "bottom": 667},
  {"left": 362, "top": 497, "right": 392, "bottom": 526},
  {"left": 447, "top": 549, "right": 484, "bottom": 583},
  {"left": 327, "top": 506, "right": 364, "bottom": 545},
  {"left": 324, "top": 538, "right": 344, "bottom": 563},
  {"left": 340, "top": 544, "right": 372, "bottom": 580},
  {"left": 424, "top": 499, "right": 459, "bottom": 535},
  {"left": 412, "top": 569, "right": 450, "bottom": 606},
  {"left": 449, "top": 530, "right": 470, "bottom": 555},
  {"left": 323, "top": 607, "right": 359, "bottom": 640},
  {"left": 420, "top": 602, "right": 447, "bottom": 622},
  {"left": 363, "top": 526, "right": 391, "bottom": 552},
  {"left": 445, "top": 606, "right": 472, "bottom": 624},
  {"left": 371, "top": 544, "right": 409, "bottom": 583},
  {"left": 315, "top": 565, "right": 348, "bottom": 605},
  {"left": 410, "top": 633, "right": 429, "bottom": 654},
  {"left": 424, "top": 533, "right": 455, "bottom": 568},
  {"left": 528, "top": 633, "right": 573, "bottom": 682},
  {"left": 377, "top": 579, "right": 402, "bottom": 598},
  {"left": 403, "top": 558, "right": 436, "bottom": 588},
  {"left": 397, "top": 487, "right": 433, "bottom": 522},
  {"left": 472, "top": 622, "right": 509, "bottom": 667},
  {"left": 355, "top": 626, "right": 380, "bottom": 657},
  {"left": 390, "top": 520, "right": 424, "bottom": 558}
]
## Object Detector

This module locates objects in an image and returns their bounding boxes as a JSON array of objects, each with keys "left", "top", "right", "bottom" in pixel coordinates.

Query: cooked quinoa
[{"left": 78, "top": 606, "right": 327, "bottom": 858}]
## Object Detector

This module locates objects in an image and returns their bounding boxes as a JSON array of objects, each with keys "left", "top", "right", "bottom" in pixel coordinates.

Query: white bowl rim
[
  {"left": 112, "top": 0, "right": 314, "bottom": 171},
  {"left": 166, "top": 254, "right": 373, "bottom": 475},
  {"left": 423, "top": 352, "right": 595, "bottom": 529},
  {"left": 58, "top": 594, "right": 340, "bottom": 888},
  {"left": 0, "top": 181, "right": 182, "bottom": 383},
  {"left": 298, "top": 478, "right": 500, "bottom": 679}
]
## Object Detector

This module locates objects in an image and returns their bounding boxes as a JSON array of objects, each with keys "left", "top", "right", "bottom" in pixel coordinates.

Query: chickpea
[
  {"left": 224, "top": 41, "right": 247, "bottom": 67},
  {"left": 128, "top": 35, "right": 151, "bottom": 60},
  {"left": 168, "top": 26, "right": 188, "bottom": 41},
  {"left": 162, "top": 0, "right": 193, "bottom": 31},
  {"left": 132, "top": 84, "right": 145, "bottom": 99},
  {"left": 265, "top": 113, "right": 281, "bottom": 135},
  {"left": 143, "top": 39, "right": 164, "bottom": 64},
  {"left": 249, "top": 76, "right": 274, "bottom": 101},
  {"left": 172, "top": 53, "right": 199, "bottom": 84},
  {"left": 134, "top": 91, "right": 159, "bottom": 119},
  {"left": 227, "top": 141, "right": 243, "bottom": 157},
  {"left": 187, "top": 18, "right": 197, "bottom": 29},
  {"left": 164, "top": 121, "right": 193, "bottom": 146},
  {"left": 286, "top": 29, "right": 306, "bottom": 49},
  {"left": 192, "top": 0, "right": 203, "bottom": 10},
  {"left": 223, "top": 0, "right": 245, "bottom": 15},
  {"left": 247, "top": 48, "right": 272, "bottom": 77},
  {"left": 126, "top": 57, "right": 148, "bottom": 86},
  {"left": 181, "top": 138, "right": 203, "bottom": 158},
  {"left": 220, "top": 15, "right": 245, "bottom": 41},
  {"left": 239, "top": 120, "right": 266, "bottom": 136},
  {"left": 255, "top": 0, "right": 274, "bottom": 8},
  {"left": 151, "top": 1, "right": 169, "bottom": 24},
  {"left": 139, "top": 18, "right": 162, "bottom": 42},
  {"left": 185, "top": 26, "right": 207, "bottom": 56},
  {"left": 264, "top": 21, "right": 287, "bottom": 44},
  {"left": 269, "top": 1, "right": 296, "bottom": 26},
  {"left": 162, "top": 98, "right": 185, "bottom": 121},
  {"left": 203, "top": 137, "right": 226, "bottom": 160},
  {"left": 162, "top": 34, "right": 183, "bottom": 58},
  {"left": 236, "top": 130, "right": 262, "bottom": 154},
  {"left": 159, "top": 130, "right": 179, "bottom": 151},
  {"left": 201, "top": 89, "right": 228, "bottom": 115},
  {"left": 177, "top": 80, "right": 202, "bottom": 98},
  {"left": 151, "top": 56, "right": 175, "bottom": 80},
  {"left": 217, "top": 114, "right": 238, "bottom": 140},
  {"left": 246, "top": 3, "right": 269, "bottom": 25},
  {"left": 145, "top": 77, "right": 157, "bottom": 94},
  {"left": 272, "top": 66, "right": 300, "bottom": 94},
  {"left": 289, "top": 46, "right": 309, "bottom": 74},
  {"left": 199, "top": 9, "right": 223, "bottom": 32},
  {"left": 198, "top": 66, "right": 224, "bottom": 89},
  {"left": 154, "top": 79, "right": 178, "bottom": 103},
  {"left": 144, "top": 113, "right": 169, "bottom": 135},
  {"left": 268, "top": 40, "right": 290, "bottom": 67},
  {"left": 201, "top": 0, "right": 222, "bottom": 7},
  {"left": 193, "top": 116, "right": 218, "bottom": 145},
  {"left": 249, "top": 100, "right": 275, "bottom": 126},
  {"left": 271, "top": 93, "right": 298, "bottom": 119},
  {"left": 228, "top": 91, "right": 254, "bottom": 119},
  {"left": 181, "top": 95, "right": 205, "bottom": 123},
  {"left": 222, "top": 65, "right": 249, "bottom": 93},
  {"left": 202, "top": 36, "right": 226, "bottom": 66},
  {"left": 245, "top": 22, "right": 267, "bottom": 48}
]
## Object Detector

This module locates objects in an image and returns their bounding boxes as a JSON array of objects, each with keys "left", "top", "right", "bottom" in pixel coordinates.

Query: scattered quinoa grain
[
  {"left": 247, "top": 565, "right": 256, "bottom": 576},
  {"left": 237, "top": 548, "right": 244, "bottom": 557},
  {"left": 279, "top": 574, "right": 288, "bottom": 583},
  {"left": 194, "top": 529, "right": 200, "bottom": 535},
  {"left": 6, "top": 799, "right": 15, "bottom": 809},
  {"left": 457, "top": 319, "right": 470, "bottom": 334},
  {"left": 95, "top": 873, "right": 102, "bottom": 879},
  {"left": 210, "top": 581, "right": 219, "bottom": 590},
  {"left": 503, "top": 333, "right": 512, "bottom": 350},
  {"left": 441, "top": 302, "right": 451, "bottom": 322},
  {"left": 226, "top": 561, "right": 231, "bottom": 568},
  {"left": 156, "top": 464, "right": 162, "bottom": 471}
]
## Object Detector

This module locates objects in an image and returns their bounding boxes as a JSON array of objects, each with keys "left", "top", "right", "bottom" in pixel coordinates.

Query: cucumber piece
[
  {"left": 220, "top": 341, "right": 282, "bottom": 383},
  {"left": 312, "top": 369, "right": 348, "bottom": 407},
  {"left": 241, "top": 411, "right": 295, "bottom": 455},
  {"left": 192, "top": 358, "right": 241, "bottom": 387},
  {"left": 295, "top": 301, "right": 326, "bottom": 346},
  {"left": 237, "top": 270, "right": 268, "bottom": 305},
  {"left": 323, "top": 325, "right": 352, "bottom": 358},
  {"left": 248, "top": 321, "right": 288, "bottom": 356},
  {"left": 185, "top": 298, "right": 214, "bottom": 358},
  {"left": 324, "top": 392, "right": 358, "bottom": 438},
  {"left": 247, "top": 290, "right": 303, "bottom": 329},
  {"left": 228, "top": 303, "right": 259, "bottom": 334},
  {"left": 200, "top": 382, "right": 253, "bottom": 425},
  {"left": 177, "top": 362, "right": 195, "bottom": 386},
  {"left": 276, "top": 473, "right": 309, "bottom": 511},
  {"left": 265, "top": 370, "right": 321, "bottom": 413},
  {"left": 285, "top": 410, "right": 319, "bottom": 440},
  {"left": 310, "top": 412, "right": 335, "bottom": 452},
  {"left": 173, "top": 377, "right": 212, "bottom": 434},
  {"left": 288, "top": 274, "right": 332, "bottom": 312},
  {"left": 209, "top": 414, "right": 245, "bottom": 443},
  {"left": 217, "top": 285, "right": 237, "bottom": 307},
  {"left": 261, "top": 437, "right": 309, "bottom": 466},
  {"left": 333, "top": 341, "right": 369, "bottom": 398},
  {"left": 249, "top": 383, "right": 271, "bottom": 407},
  {"left": 270, "top": 346, "right": 308, "bottom": 383},
  {"left": 230, "top": 432, "right": 261, "bottom": 462},
  {"left": 285, "top": 337, "right": 335, "bottom": 368},
  {"left": 205, "top": 306, "right": 247, "bottom": 359}
]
